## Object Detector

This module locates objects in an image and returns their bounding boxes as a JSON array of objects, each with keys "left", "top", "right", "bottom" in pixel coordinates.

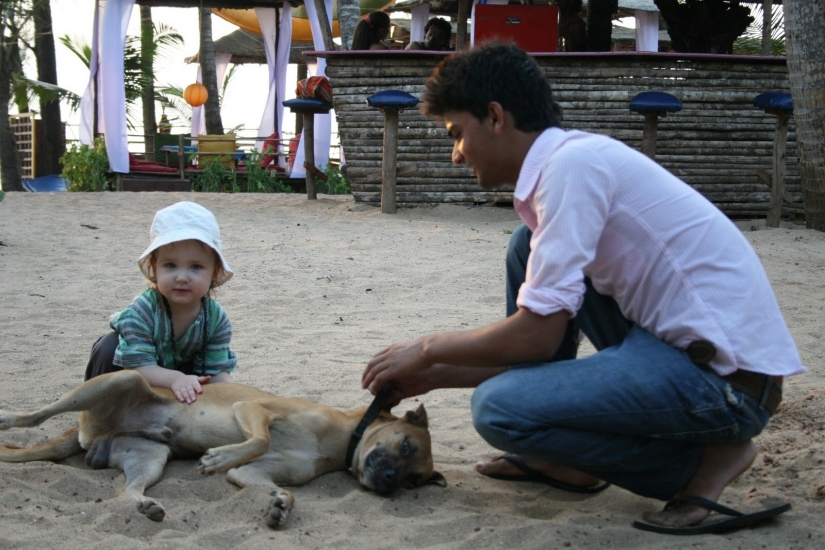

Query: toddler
[{"left": 85, "top": 201, "right": 236, "bottom": 403}]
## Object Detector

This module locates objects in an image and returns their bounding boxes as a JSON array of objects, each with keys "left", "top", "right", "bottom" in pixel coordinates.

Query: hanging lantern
[{"left": 183, "top": 83, "right": 208, "bottom": 107}]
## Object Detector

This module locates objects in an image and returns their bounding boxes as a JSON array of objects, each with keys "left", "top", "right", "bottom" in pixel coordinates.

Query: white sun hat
[{"left": 137, "top": 201, "right": 233, "bottom": 286}]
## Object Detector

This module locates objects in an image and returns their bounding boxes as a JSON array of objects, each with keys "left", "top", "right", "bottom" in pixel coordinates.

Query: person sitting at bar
[
  {"left": 351, "top": 11, "right": 391, "bottom": 50},
  {"left": 406, "top": 17, "right": 453, "bottom": 51}
]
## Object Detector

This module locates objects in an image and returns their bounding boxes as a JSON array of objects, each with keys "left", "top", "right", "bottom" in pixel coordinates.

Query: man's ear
[{"left": 487, "top": 101, "right": 506, "bottom": 134}]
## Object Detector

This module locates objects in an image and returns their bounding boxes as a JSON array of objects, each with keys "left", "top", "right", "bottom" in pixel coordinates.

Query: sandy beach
[{"left": 1, "top": 191, "right": 823, "bottom": 549}]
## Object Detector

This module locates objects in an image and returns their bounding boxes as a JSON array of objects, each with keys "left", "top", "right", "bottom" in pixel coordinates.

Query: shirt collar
[{"left": 514, "top": 127, "right": 566, "bottom": 202}]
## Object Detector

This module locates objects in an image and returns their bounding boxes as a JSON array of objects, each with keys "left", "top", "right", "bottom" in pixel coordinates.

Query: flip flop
[
  {"left": 482, "top": 454, "right": 610, "bottom": 494},
  {"left": 631, "top": 495, "right": 792, "bottom": 535}
]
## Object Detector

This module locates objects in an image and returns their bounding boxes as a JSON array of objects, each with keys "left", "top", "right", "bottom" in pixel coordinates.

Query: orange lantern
[{"left": 183, "top": 83, "right": 208, "bottom": 107}]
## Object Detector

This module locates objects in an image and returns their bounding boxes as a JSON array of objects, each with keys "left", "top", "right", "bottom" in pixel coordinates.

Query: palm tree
[
  {"left": 140, "top": 5, "right": 157, "bottom": 160},
  {"left": 586, "top": 0, "right": 613, "bottom": 52},
  {"left": 0, "top": 0, "right": 25, "bottom": 191},
  {"left": 32, "top": 0, "right": 62, "bottom": 176},
  {"left": 338, "top": 0, "right": 360, "bottom": 50},
  {"left": 785, "top": 0, "right": 825, "bottom": 231},
  {"left": 199, "top": 7, "right": 224, "bottom": 135}
]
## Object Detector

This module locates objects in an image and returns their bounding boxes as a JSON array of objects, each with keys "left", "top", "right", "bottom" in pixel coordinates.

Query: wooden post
[
  {"left": 456, "top": 0, "right": 471, "bottom": 50},
  {"left": 178, "top": 134, "right": 185, "bottom": 179},
  {"left": 766, "top": 110, "right": 789, "bottom": 228},
  {"left": 313, "top": 0, "right": 336, "bottom": 51},
  {"left": 381, "top": 108, "right": 399, "bottom": 214},
  {"left": 641, "top": 112, "right": 662, "bottom": 159},
  {"left": 303, "top": 113, "right": 317, "bottom": 200}
]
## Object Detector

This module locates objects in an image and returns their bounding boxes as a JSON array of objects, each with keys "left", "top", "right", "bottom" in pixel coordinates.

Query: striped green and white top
[{"left": 110, "top": 289, "right": 236, "bottom": 375}]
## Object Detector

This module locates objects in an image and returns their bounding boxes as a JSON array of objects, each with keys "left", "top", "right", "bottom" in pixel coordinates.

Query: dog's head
[{"left": 351, "top": 404, "right": 445, "bottom": 495}]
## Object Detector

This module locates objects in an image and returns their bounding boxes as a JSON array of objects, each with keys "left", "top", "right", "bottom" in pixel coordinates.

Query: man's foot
[
  {"left": 476, "top": 454, "right": 603, "bottom": 489},
  {"left": 641, "top": 440, "right": 757, "bottom": 528}
]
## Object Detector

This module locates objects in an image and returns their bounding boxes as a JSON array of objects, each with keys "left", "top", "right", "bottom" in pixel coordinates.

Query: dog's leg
[
  {"left": 0, "top": 426, "right": 83, "bottom": 462},
  {"left": 0, "top": 371, "right": 150, "bottom": 430},
  {"left": 197, "top": 402, "right": 274, "bottom": 474},
  {"left": 226, "top": 455, "right": 295, "bottom": 529},
  {"left": 108, "top": 436, "right": 172, "bottom": 522}
]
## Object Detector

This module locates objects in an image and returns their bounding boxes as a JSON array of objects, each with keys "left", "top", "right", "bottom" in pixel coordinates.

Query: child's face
[{"left": 154, "top": 240, "right": 218, "bottom": 310}]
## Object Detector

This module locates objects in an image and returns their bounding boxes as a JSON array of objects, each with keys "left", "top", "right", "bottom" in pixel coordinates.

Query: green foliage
[
  {"left": 318, "top": 163, "right": 351, "bottom": 195},
  {"left": 191, "top": 151, "right": 291, "bottom": 194},
  {"left": 60, "top": 138, "right": 113, "bottom": 192},
  {"left": 733, "top": 3, "right": 786, "bottom": 56},
  {"left": 0, "top": 189, "right": 5, "bottom": 202}
]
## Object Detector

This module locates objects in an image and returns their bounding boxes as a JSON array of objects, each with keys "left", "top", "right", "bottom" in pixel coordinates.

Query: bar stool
[
  {"left": 754, "top": 92, "right": 793, "bottom": 228},
  {"left": 366, "top": 90, "right": 420, "bottom": 214},
  {"left": 629, "top": 91, "right": 682, "bottom": 160},
  {"left": 283, "top": 98, "right": 334, "bottom": 200}
]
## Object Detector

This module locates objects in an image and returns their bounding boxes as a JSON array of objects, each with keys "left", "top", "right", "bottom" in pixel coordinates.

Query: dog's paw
[
  {"left": 197, "top": 448, "right": 231, "bottom": 474},
  {"left": 265, "top": 489, "right": 294, "bottom": 529},
  {"left": 137, "top": 498, "right": 166, "bottom": 522}
]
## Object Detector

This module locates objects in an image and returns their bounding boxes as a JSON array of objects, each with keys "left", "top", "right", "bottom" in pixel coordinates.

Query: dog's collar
[{"left": 346, "top": 384, "right": 395, "bottom": 469}]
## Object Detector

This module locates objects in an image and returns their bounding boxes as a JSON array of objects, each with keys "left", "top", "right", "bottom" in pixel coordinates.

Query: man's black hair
[
  {"left": 422, "top": 42, "right": 562, "bottom": 132},
  {"left": 424, "top": 17, "right": 452, "bottom": 36}
]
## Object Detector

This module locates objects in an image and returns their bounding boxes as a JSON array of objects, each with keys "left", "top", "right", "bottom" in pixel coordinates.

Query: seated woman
[
  {"left": 405, "top": 17, "right": 453, "bottom": 51},
  {"left": 351, "top": 11, "right": 391, "bottom": 50}
]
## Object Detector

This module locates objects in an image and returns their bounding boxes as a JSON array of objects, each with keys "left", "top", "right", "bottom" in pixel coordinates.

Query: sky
[{"left": 47, "top": 1, "right": 299, "bottom": 146}]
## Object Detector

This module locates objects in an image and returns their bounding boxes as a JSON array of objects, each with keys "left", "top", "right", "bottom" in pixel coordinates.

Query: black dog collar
[{"left": 346, "top": 384, "right": 395, "bottom": 469}]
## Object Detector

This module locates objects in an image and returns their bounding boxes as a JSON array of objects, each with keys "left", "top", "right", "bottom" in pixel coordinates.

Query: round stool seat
[
  {"left": 367, "top": 90, "right": 420, "bottom": 110},
  {"left": 754, "top": 92, "right": 793, "bottom": 115},
  {"left": 283, "top": 98, "right": 333, "bottom": 114},
  {"left": 629, "top": 91, "right": 683, "bottom": 113}
]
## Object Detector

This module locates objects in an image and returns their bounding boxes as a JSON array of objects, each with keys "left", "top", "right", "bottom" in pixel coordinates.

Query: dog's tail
[{"left": 0, "top": 426, "right": 83, "bottom": 462}]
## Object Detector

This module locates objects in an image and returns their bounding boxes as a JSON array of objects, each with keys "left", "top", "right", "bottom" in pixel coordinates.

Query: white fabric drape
[
  {"left": 255, "top": 5, "right": 293, "bottom": 169},
  {"left": 635, "top": 11, "right": 660, "bottom": 52},
  {"left": 99, "top": 0, "right": 135, "bottom": 173},
  {"left": 79, "top": 0, "right": 104, "bottom": 145},
  {"left": 410, "top": 4, "right": 430, "bottom": 44},
  {"left": 190, "top": 52, "right": 232, "bottom": 139},
  {"left": 470, "top": 0, "right": 508, "bottom": 48},
  {"left": 291, "top": 0, "right": 333, "bottom": 178}
]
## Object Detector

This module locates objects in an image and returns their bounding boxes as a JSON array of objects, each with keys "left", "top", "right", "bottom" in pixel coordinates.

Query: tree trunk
[
  {"left": 32, "top": 0, "right": 63, "bottom": 175},
  {"left": 338, "top": 0, "right": 360, "bottom": 51},
  {"left": 761, "top": 0, "right": 773, "bottom": 55},
  {"left": 199, "top": 7, "right": 223, "bottom": 135},
  {"left": 785, "top": 0, "right": 825, "bottom": 231},
  {"left": 0, "top": 13, "right": 23, "bottom": 191},
  {"left": 586, "top": 0, "right": 613, "bottom": 52},
  {"left": 140, "top": 6, "right": 156, "bottom": 160},
  {"left": 558, "top": 0, "right": 586, "bottom": 52}
]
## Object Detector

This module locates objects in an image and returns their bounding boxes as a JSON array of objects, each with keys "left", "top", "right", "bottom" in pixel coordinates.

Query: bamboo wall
[{"left": 320, "top": 51, "right": 799, "bottom": 216}]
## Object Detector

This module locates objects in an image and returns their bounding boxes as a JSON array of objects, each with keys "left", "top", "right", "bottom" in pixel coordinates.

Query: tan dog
[{"left": 0, "top": 370, "right": 444, "bottom": 528}]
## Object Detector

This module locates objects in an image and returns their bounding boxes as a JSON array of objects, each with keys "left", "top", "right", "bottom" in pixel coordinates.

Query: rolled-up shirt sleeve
[
  {"left": 516, "top": 143, "right": 615, "bottom": 317},
  {"left": 200, "top": 299, "right": 237, "bottom": 374},
  {"left": 110, "top": 307, "right": 160, "bottom": 368}
]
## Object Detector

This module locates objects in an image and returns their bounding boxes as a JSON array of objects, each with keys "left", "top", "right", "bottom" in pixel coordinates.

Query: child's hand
[{"left": 171, "top": 375, "right": 212, "bottom": 404}]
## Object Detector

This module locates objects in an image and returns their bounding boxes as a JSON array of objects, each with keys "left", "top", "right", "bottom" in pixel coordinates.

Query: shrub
[
  {"left": 60, "top": 137, "right": 113, "bottom": 192},
  {"left": 318, "top": 163, "right": 351, "bottom": 195}
]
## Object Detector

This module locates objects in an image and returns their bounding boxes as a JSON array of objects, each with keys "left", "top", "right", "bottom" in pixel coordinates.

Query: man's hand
[
  {"left": 170, "top": 375, "right": 211, "bottom": 404},
  {"left": 362, "top": 337, "right": 431, "bottom": 395}
]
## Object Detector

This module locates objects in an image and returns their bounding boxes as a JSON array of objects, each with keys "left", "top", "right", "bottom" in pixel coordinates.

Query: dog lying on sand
[{"left": 0, "top": 370, "right": 444, "bottom": 528}]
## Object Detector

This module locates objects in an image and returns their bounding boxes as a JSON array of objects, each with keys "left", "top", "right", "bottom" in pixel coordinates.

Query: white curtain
[
  {"left": 79, "top": 0, "right": 104, "bottom": 145},
  {"left": 98, "top": 0, "right": 135, "bottom": 173},
  {"left": 410, "top": 4, "right": 430, "bottom": 44},
  {"left": 635, "top": 11, "right": 660, "bottom": 52},
  {"left": 470, "top": 0, "right": 508, "bottom": 48},
  {"left": 291, "top": 0, "right": 333, "bottom": 178},
  {"left": 190, "top": 53, "right": 232, "bottom": 138},
  {"left": 255, "top": 5, "right": 293, "bottom": 169}
]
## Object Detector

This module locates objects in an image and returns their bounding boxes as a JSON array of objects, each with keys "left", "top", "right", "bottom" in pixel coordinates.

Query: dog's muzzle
[{"left": 363, "top": 448, "right": 400, "bottom": 495}]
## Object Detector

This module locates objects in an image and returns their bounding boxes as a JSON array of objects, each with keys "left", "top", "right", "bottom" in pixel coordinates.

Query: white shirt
[{"left": 513, "top": 127, "right": 804, "bottom": 377}]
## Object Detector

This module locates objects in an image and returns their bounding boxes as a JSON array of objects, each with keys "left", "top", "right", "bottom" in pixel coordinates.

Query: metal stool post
[
  {"left": 283, "top": 98, "right": 334, "bottom": 200},
  {"left": 754, "top": 92, "right": 793, "bottom": 228},
  {"left": 629, "top": 91, "right": 682, "bottom": 160},
  {"left": 366, "top": 90, "right": 420, "bottom": 214}
]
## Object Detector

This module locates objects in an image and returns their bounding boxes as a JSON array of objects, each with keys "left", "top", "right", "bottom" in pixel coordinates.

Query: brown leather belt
[
  {"left": 722, "top": 369, "right": 783, "bottom": 415},
  {"left": 686, "top": 340, "right": 783, "bottom": 415}
]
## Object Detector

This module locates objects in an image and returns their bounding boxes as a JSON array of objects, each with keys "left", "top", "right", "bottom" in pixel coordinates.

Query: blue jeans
[{"left": 471, "top": 225, "right": 772, "bottom": 500}]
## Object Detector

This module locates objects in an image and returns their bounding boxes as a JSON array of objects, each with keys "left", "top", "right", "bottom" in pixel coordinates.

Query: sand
[{"left": 1, "top": 191, "right": 823, "bottom": 549}]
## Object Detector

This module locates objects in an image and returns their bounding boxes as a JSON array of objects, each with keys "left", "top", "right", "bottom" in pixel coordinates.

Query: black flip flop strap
[
  {"left": 675, "top": 496, "right": 744, "bottom": 517},
  {"left": 345, "top": 384, "right": 395, "bottom": 468}
]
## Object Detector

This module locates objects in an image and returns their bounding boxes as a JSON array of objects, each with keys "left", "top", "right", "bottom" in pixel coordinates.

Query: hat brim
[{"left": 137, "top": 229, "right": 233, "bottom": 286}]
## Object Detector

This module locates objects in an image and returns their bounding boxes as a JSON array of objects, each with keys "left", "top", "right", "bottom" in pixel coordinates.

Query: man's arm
[{"left": 362, "top": 307, "right": 570, "bottom": 394}]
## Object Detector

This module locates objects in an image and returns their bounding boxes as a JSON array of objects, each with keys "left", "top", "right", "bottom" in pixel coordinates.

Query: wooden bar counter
[{"left": 315, "top": 50, "right": 800, "bottom": 217}]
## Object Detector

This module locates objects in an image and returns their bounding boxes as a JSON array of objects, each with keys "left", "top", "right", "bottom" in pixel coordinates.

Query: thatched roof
[{"left": 185, "top": 28, "right": 315, "bottom": 65}]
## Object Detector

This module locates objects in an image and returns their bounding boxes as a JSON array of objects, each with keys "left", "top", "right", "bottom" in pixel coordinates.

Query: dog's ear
[
  {"left": 426, "top": 470, "right": 447, "bottom": 487},
  {"left": 402, "top": 404, "right": 428, "bottom": 428}
]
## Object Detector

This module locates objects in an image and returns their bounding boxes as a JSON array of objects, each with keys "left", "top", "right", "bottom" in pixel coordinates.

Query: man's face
[
  {"left": 424, "top": 26, "right": 448, "bottom": 49},
  {"left": 444, "top": 110, "right": 502, "bottom": 190}
]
